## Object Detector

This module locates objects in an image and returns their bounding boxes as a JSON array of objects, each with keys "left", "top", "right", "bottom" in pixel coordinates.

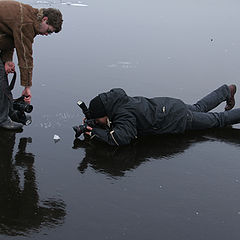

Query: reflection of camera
[
  {"left": 9, "top": 96, "right": 33, "bottom": 125},
  {"left": 73, "top": 100, "right": 95, "bottom": 138}
]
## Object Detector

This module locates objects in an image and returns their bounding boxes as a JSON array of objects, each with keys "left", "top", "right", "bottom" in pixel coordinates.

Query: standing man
[{"left": 0, "top": 1, "right": 63, "bottom": 129}]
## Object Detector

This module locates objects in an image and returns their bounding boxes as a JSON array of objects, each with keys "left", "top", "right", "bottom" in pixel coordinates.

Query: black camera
[
  {"left": 9, "top": 96, "right": 33, "bottom": 125},
  {"left": 73, "top": 119, "right": 96, "bottom": 138},
  {"left": 73, "top": 100, "right": 95, "bottom": 138}
]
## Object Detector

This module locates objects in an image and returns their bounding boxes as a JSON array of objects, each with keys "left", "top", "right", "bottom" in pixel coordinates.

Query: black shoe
[{"left": 0, "top": 118, "right": 23, "bottom": 130}]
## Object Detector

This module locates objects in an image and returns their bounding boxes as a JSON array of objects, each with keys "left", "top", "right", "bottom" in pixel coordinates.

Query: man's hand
[
  {"left": 22, "top": 87, "right": 32, "bottom": 104},
  {"left": 85, "top": 126, "right": 93, "bottom": 136},
  {"left": 4, "top": 61, "right": 15, "bottom": 74}
]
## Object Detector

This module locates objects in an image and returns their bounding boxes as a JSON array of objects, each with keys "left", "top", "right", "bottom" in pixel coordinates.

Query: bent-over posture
[{"left": 0, "top": 1, "right": 63, "bottom": 129}]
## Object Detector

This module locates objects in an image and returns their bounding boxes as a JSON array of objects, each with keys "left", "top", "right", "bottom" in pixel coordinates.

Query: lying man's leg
[
  {"left": 186, "top": 84, "right": 236, "bottom": 112},
  {"left": 186, "top": 109, "right": 240, "bottom": 131}
]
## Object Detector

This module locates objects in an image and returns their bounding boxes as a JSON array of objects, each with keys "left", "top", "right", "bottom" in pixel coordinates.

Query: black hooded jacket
[{"left": 91, "top": 88, "right": 189, "bottom": 146}]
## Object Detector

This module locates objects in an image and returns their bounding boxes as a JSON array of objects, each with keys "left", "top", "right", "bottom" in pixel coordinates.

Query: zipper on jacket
[{"left": 110, "top": 130, "right": 119, "bottom": 146}]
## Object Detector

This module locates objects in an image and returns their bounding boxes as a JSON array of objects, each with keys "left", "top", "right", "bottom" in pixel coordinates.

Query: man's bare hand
[
  {"left": 22, "top": 87, "right": 32, "bottom": 104},
  {"left": 85, "top": 126, "right": 93, "bottom": 136},
  {"left": 4, "top": 61, "right": 15, "bottom": 74}
]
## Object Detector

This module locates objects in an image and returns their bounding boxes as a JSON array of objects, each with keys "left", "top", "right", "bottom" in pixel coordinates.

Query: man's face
[
  {"left": 95, "top": 116, "right": 108, "bottom": 126},
  {"left": 39, "top": 17, "right": 55, "bottom": 36}
]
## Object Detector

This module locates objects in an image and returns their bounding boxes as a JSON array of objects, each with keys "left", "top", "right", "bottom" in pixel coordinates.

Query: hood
[{"left": 98, "top": 88, "right": 129, "bottom": 119}]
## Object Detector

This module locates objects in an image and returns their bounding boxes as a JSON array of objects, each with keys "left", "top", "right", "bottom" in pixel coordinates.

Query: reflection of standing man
[
  {"left": 0, "top": 131, "right": 66, "bottom": 235},
  {"left": 0, "top": 1, "right": 63, "bottom": 129}
]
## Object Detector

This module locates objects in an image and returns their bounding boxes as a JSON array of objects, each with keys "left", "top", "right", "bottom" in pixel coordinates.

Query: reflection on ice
[
  {"left": 36, "top": 1, "right": 49, "bottom": 4},
  {"left": 0, "top": 132, "right": 66, "bottom": 236},
  {"left": 33, "top": 0, "right": 88, "bottom": 7},
  {"left": 74, "top": 127, "right": 240, "bottom": 178},
  {"left": 61, "top": 1, "right": 88, "bottom": 7},
  {"left": 107, "top": 61, "right": 139, "bottom": 69},
  {"left": 39, "top": 112, "right": 81, "bottom": 129}
]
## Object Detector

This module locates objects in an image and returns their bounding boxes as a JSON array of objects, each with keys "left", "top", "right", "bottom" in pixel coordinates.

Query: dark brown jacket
[{"left": 0, "top": 1, "right": 41, "bottom": 86}]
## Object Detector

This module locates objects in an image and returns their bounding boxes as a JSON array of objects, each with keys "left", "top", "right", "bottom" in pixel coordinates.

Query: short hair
[{"left": 42, "top": 8, "right": 63, "bottom": 33}]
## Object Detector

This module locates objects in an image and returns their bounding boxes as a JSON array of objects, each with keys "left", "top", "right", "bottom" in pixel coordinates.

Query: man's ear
[{"left": 42, "top": 16, "right": 48, "bottom": 22}]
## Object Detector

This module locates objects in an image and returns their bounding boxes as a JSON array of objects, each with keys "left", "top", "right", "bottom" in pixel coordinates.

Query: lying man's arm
[{"left": 87, "top": 112, "right": 138, "bottom": 146}]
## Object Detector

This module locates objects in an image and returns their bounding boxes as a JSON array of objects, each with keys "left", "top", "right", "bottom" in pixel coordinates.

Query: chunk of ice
[{"left": 53, "top": 134, "right": 61, "bottom": 143}]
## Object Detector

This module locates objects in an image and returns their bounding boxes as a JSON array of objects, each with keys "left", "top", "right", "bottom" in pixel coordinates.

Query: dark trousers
[
  {"left": 186, "top": 84, "right": 240, "bottom": 130},
  {"left": 0, "top": 58, "right": 12, "bottom": 124}
]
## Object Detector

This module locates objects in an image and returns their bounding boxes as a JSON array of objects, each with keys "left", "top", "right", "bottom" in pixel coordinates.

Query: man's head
[
  {"left": 89, "top": 96, "right": 108, "bottom": 126},
  {"left": 39, "top": 8, "right": 63, "bottom": 35},
  {"left": 95, "top": 116, "right": 108, "bottom": 126}
]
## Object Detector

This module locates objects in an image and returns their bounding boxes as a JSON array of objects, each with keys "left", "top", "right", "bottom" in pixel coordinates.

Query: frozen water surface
[{"left": 1, "top": 0, "right": 240, "bottom": 239}]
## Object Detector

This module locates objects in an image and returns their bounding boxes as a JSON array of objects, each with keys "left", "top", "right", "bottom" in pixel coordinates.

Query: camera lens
[{"left": 24, "top": 104, "right": 33, "bottom": 113}]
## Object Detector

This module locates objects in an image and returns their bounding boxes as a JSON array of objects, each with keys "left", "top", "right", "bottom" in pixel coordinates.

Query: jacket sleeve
[
  {"left": 91, "top": 112, "right": 138, "bottom": 146},
  {"left": 0, "top": 49, "right": 14, "bottom": 63},
  {"left": 0, "top": 35, "right": 15, "bottom": 62},
  {"left": 13, "top": 23, "right": 35, "bottom": 87}
]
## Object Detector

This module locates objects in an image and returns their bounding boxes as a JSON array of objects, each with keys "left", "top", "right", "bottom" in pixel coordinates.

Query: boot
[
  {"left": 225, "top": 84, "right": 237, "bottom": 111},
  {"left": 0, "top": 117, "right": 23, "bottom": 130}
]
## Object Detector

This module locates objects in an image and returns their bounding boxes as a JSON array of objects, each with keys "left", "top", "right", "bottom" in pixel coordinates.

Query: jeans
[
  {"left": 186, "top": 84, "right": 240, "bottom": 130},
  {"left": 0, "top": 57, "right": 12, "bottom": 124}
]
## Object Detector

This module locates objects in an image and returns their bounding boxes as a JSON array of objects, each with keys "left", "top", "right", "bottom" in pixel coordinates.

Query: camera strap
[{"left": 9, "top": 71, "right": 16, "bottom": 91}]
